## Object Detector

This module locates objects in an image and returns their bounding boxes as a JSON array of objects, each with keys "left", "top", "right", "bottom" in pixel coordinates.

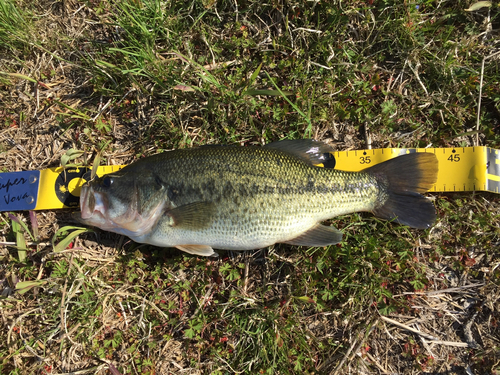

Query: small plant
[
  {"left": 7, "top": 213, "right": 35, "bottom": 262},
  {"left": 51, "top": 226, "right": 92, "bottom": 252},
  {"left": 1, "top": 0, "right": 499, "bottom": 374},
  {"left": 60, "top": 148, "right": 85, "bottom": 168}
]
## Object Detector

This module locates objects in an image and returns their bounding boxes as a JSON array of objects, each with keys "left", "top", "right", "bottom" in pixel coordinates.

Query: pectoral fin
[
  {"left": 175, "top": 245, "right": 217, "bottom": 257},
  {"left": 167, "top": 202, "right": 215, "bottom": 230},
  {"left": 283, "top": 224, "right": 343, "bottom": 247}
]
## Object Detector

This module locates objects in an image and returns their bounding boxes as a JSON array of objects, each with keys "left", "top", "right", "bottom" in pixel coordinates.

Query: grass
[{"left": 1, "top": 0, "right": 500, "bottom": 373}]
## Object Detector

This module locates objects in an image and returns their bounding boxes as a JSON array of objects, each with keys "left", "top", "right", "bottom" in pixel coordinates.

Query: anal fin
[
  {"left": 175, "top": 244, "right": 217, "bottom": 257},
  {"left": 283, "top": 224, "right": 343, "bottom": 247}
]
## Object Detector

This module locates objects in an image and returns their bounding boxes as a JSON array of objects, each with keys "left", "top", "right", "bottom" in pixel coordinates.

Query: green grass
[{"left": 1, "top": 0, "right": 500, "bottom": 374}]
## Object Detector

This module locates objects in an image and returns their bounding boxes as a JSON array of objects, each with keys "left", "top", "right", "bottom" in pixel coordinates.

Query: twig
[
  {"left": 476, "top": 50, "right": 500, "bottom": 145},
  {"left": 408, "top": 60, "right": 429, "bottom": 96},
  {"left": 243, "top": 256, "right": 250, "bottom": 294},
  {"left": 427, "top": 340, "right": 469, "bottom": 348},
  {"left": 309, "top": 61, "right": 332, "bottom": 70},
  {"left": 330, "top": 317, "right": 378, "bottom": 375},
  {"left": 364, "top": 124, "right": 371, "bottom": 149},
  {"left": 364, "top": 351, "right": 390, "bottom": 374},
  {"left": 191, "top": 285, "right": 214, "bottom": 318},
  {"left": 112, "top": 88, "right": 136, "bottom": 113},
  {"left": 476, "top": 56, "right": 485, "bottom": 146},
  {"left": 426, "top": 283, "right": 485, "bottom": 296},
  {"left": 419, "top": 334, "right": 436, "bottom": 359},
  {"left": 293, "top": 27, "right": 322, "bottom": 34},
  {"left": 233, "top": 0, "right": 238, "bottom": 22},
  {"left": 7, "top": 308, "right": 39, "bottom": 345},
  {"left": 118, "top": 301, "right": 128, "bottom": 328},
  {"left": 381, "top": 316, "right": 476, "bottom": 347},
  {"left": 329, "top": 336, "right": 362, "bottom": 375},
  {"left": 0, "top": 241, "right": 50, "bottom": 246},
  {"left": 201, "top": 33, "right": 216, "bottom": 66},
  {"left": 35, "top": 80, "right": 39, "bottom": 118},
  {"left": 59, "top": 253, "right": 75, "bottom": 337},
  {"left": 91, "top": 98, "right": 112, "bottom": 122},
  {"left": 49, "top": 364, "right": 107, "bottom": 375},
  {"left": 58, "top": 322, "right": 81, "bottom": 343},
  {"left": 380, "top": 316, "right": 437, "bottom": 340},
  {"left": 394, "top": 282, "right": 484, "bottom": 296}
]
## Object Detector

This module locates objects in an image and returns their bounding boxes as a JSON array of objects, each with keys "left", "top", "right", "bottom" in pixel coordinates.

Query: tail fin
[{"left": 367, "top": 153, "right": 438, "bottom": 229}]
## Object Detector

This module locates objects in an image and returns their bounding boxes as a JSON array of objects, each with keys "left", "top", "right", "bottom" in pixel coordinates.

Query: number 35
[{"left": 360, "top": 156, "right": 371, "bottom": 164}]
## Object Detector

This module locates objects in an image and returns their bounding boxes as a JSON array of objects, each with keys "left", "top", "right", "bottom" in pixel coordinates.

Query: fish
[{"left": 77, "top": 139, "right": 438, "bottom": 257}]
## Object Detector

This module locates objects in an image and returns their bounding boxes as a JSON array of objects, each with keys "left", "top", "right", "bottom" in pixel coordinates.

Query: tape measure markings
[{"left": 334, "top": 146, "right": 499, "bottom": 194}]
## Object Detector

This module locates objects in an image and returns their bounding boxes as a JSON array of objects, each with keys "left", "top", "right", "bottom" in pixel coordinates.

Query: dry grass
[{"left": 1, "top": 0, "right": 500, "bottom": 374}]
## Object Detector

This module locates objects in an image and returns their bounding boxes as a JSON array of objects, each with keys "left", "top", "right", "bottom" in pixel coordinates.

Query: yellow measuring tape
[
  {"left": 0, "top": 146, "right": 498, "bottom": 212},
  {"left": 334, "top": 146, "right": 499, "bottom": 194},
  {"left": 35, "top": 165, "right": 124, "bottom": 211}
]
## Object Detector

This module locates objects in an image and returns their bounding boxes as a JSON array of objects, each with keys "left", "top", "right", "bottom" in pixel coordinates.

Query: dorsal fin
[{"left": 264, "top": 139, "right": 336, "bottom": 168}]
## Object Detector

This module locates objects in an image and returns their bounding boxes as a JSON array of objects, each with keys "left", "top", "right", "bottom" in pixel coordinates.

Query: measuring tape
[
  {"left": 0, "top": 146, "right": 498, "bottom": 212},
  {"left": 334, "top": 146, "right": 500, "bottom": 194}
]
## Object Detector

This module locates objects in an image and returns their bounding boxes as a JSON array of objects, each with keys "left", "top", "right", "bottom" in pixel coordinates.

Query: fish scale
[
  {"left": 137, "top": 147, "right": 376, "bottom": 246},
  {"left": 78, "top": 140, "right": 438, "bottom": 256}
]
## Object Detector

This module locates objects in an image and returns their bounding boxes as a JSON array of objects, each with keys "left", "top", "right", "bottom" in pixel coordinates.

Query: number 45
[{"left": 448, "top": 154, "right": 460, "bottom": 162}]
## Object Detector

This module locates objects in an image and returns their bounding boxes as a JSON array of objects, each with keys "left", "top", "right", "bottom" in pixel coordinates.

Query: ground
[{"left": 0, "top": 0, "right": 500, "bottom": 374}]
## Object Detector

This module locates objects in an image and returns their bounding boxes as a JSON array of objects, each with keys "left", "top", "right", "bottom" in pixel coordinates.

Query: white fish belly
[{"left": 136, "top": 192, "right": 369, "bottom": 250}]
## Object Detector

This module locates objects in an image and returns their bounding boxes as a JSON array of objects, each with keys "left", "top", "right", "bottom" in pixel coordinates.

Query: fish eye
[
  {"left": 321, "top": 153, "right": 336, "bottom": 169},
  {"left": 101, "top": 176, "right": 113, "bottom": 188}
]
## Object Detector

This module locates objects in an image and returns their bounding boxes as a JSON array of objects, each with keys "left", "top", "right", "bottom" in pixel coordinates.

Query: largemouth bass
[{"left": 78, "top": 140, "right": 438, "bottom": 256}]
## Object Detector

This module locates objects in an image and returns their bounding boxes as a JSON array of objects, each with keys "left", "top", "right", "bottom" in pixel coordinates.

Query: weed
[{"left": 1, "top": 0, "right": 500, "bottom": 374}]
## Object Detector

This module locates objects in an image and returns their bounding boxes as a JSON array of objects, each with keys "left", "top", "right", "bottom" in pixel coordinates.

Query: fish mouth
[
  {"left": 79, "top": 185, "right": 92, "bottom": 220},
  {"left": 79, "top": 185, "right": 107, "bottom": 222}
]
